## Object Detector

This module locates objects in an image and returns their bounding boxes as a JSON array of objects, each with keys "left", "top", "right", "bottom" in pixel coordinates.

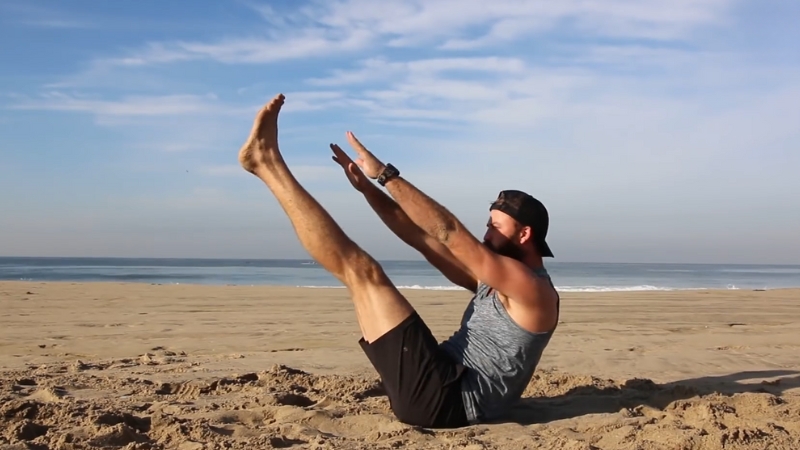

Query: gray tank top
[{"left": 439, "top": 268, "right": 558, "bottom": 423}]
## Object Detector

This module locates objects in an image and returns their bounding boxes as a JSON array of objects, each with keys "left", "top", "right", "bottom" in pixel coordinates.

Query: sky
[{"left": 0, "top": 0, "right": 798, "bottom": 264}]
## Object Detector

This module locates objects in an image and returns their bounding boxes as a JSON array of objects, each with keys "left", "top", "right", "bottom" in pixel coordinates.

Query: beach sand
[{"left": 1, "top": 281, "right": 799, "bottom": 449}]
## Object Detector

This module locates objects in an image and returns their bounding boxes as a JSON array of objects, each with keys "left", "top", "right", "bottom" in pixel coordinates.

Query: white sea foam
[
  {"left": 299, "top": 285, "right": 466, "bottom": 290},
  {"left": 299, "top": 285, "right": 346, "bottom": 289},
  {"left": 554, "top": 285, "right": 692, "bottom": 292},
  {"left": 298, "top": 284, "right": 742, "bottom": 292},
  {"left": 719, "top": 268, "right": 800, "bottom": 274},
  {"left": 396, "top": 285, "right": 466, "bottom": 290}
]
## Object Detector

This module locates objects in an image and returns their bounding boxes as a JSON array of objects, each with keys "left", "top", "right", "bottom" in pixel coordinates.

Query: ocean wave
[
  {"left": 299, "top": 285, "right": 345, "bottom": 289},
  {"left": 548, "top": 285, "right": 742, "bottom": 292},
  {"left": 299, "top": 285, "right": 466, "bottom": 290},
  {"left": 299, "top": 284, "right": 744, "bottom": 292},
  {"left": 717, "top": 268, "right": 800, "bottom": 274},
  {"left": 396, "top": 285, "right": 466, "bottom": 290},
  {"left": 555, "top": 285, "right": 682, "bottom": 292}
]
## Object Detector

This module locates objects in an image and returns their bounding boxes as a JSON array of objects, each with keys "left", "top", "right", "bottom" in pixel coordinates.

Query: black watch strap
[{"left": 377, "top": 163, "right": 399, "bottom": 186}]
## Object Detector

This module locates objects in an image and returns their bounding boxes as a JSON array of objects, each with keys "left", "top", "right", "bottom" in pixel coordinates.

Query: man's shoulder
[
  {"left": 479, "top": 265, "right": 554, "bottom": 290},
  {"left": 505, "top": 268, "right": 559, "bottom": 312}
]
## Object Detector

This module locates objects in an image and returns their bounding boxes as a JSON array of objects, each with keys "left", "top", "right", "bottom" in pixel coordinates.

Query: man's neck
[{"left": 521, "top": 254, "right": 545, "bottom": 271}]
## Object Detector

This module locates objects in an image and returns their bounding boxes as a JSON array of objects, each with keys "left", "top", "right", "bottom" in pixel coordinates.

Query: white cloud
[
  {"left": 103, "top": 28, "right": 373, "bottom": 67},
  {"left": 280, "top": 91, "right": 346, "bottom": 112},
  {"left": 9, "top": 0, "right": 778, "bottom": 167},
  {"left": 304, "top": 59, "right": 592, "bottom": 125},
  {"left": 11, "top": 92, "right": 225, "bottom": 117},
  {"left": 1, "top": 3, "right": 95, "bottom": 29},
  {"left": 27, "top": 0, "right": 738, "bottom": 121},
  {"left": 307, "top": 56, "right": 527, "bottom": 87},
  {"left": 312, "top": 0, "right": 731, "bottom": 46},
  {"left": 76, "top": 0, "right": 733, "bottom": 68},
  {"left": 7, "top": 91, "right": 260, "bottom": 156}
]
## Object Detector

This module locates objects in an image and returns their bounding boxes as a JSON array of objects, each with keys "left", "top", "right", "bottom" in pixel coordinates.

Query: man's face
[{"left": 482, "top": 210, "right": 526, "bottom": 260}]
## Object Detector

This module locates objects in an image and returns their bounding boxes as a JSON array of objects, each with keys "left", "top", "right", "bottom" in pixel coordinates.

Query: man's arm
[
  {"left": 361, "top": 182, "right": 478, "bottom": 293},
  {"left": 383, "top": 176, "right": 539, "bottom": 305}
]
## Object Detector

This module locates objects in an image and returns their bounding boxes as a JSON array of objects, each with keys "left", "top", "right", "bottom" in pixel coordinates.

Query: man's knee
[{"left": 342, "top": 251, "right": 389, "bottom": 288}]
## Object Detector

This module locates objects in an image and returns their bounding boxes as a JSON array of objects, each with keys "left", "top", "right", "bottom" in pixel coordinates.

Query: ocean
[{"left": 1, "top": 257, "right": 799, "bottom": 292}]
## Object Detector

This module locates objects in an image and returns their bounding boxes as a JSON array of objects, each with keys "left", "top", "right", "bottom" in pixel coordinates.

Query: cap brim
[{"left": 538, "top": 239, "right": 554, "bottom": 258}]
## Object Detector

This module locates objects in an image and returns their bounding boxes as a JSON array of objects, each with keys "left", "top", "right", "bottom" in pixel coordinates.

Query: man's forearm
[
  {"left": 361, "top": 183, "right": 428, "bottom": 249},
  {"left": 383, "top": 176, "right": 464, "bottom": 246}
]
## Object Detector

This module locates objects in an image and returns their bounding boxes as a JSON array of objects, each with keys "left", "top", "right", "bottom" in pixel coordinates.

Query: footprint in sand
[
  {"left": 155, "top": 381, "right": 203, "bottom": 399},
  {"left": 268, "top": 436, "right": 307, "bottom": 448},
  {"left": 88, "top": 423, "right": 150, "bottom": 447},
  {"left": 274, "top": 393, "right": 316, "bottom": 407},
  {"left": 7, "top": 420, "right": 50, "bottom": 441},
  {"left": 29, "top": 385, "right": 69, "bottom": 400},
  {"left": 354, "top": 383, "right": 386, "bottom": 399}
]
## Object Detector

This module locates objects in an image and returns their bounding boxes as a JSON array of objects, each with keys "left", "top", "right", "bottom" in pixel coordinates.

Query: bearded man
[{"left": 239, "top": 93, "right": 560, "bottom": 428}]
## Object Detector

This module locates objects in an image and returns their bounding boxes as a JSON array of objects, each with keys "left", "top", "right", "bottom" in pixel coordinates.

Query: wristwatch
[{"left": 377, "top": 163, "right": 399, "bottom": 186}]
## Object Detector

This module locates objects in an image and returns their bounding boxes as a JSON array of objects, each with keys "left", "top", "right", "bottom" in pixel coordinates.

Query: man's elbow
[
  {"left": 436, "top": 221, "right": 478, "bottom": 257},
  {"left": 432, "top": 219, "right": 459, "bottom": 246}
]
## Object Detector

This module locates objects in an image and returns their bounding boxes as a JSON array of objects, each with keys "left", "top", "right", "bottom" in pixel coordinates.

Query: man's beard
[{"left": 483, "top": 239, "right": 524, "bottom": 261}]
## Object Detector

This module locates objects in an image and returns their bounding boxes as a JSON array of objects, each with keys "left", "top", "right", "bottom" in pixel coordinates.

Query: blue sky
[{"left": 1, "top": 0, "right": 798, "bottom": 264}]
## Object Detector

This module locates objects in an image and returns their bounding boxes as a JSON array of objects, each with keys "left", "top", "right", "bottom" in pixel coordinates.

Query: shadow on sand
[{"left": 501, "top": 370, "right": 800, "bottom": 425}]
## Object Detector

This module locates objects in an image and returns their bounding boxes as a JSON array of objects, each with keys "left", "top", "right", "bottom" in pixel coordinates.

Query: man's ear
[{"left": 518, "top": 225, "right": 533, "bottom": 245}]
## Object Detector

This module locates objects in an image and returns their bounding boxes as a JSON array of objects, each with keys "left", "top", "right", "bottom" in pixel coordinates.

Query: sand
[{"left": 1, "top": 281, "right": 799, "bottom": 450}]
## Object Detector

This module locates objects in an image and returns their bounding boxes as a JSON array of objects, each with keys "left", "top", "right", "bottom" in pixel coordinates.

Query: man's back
[{"left": 440, "top": 268, "right": 559, "bottom": 423}]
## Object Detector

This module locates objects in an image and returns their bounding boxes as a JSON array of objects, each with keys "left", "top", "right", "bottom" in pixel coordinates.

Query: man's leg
[{"left": 238, "top": 93, "right": 414, "bottom": 343}]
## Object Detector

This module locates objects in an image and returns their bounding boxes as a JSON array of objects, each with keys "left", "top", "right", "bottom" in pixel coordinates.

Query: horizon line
[{"left": 1, "top": 255, "right": 798, "bottom": 267}]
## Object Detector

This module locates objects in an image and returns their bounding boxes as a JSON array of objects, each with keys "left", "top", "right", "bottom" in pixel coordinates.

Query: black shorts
[{"left": 359, "top": 312, "right": 469, "bottom": 428}]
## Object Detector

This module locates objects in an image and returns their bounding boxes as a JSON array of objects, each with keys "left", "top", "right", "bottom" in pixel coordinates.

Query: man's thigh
[
  {"left": 359, "top": 311, "right": 468, "bottom": 428},
  {"left": 349, "top": 272, "right": 416, "bottom": 343}
]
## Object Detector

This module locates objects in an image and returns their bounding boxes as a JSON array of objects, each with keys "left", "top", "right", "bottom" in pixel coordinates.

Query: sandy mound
[{"left": 2, "top": 353, "right": 799, "bottom": 450}]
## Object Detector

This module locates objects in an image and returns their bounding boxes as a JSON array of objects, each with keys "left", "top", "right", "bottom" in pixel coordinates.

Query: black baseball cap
[{"left": 489, "top": 190, "right": 554, "bottom": 257}]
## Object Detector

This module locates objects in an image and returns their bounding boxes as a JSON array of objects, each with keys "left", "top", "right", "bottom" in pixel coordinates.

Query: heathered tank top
[{"left": 439, "top": 268, "right": 558, "bottom": 423}]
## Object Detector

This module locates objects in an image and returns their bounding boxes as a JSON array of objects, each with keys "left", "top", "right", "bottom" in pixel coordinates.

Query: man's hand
[
  {"left": 345, "top": 131, "right": 386, "bottom": 179},
  {"left": 331, "top": 143, "right": 372, "bottom": 192}
]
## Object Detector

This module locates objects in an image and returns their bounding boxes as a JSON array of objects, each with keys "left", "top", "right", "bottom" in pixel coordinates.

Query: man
[{"left": 239, "top": 93, "right": 559, "bottom": 429}]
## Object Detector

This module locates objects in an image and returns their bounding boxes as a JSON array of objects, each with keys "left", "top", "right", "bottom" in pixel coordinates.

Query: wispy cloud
[
  {"left": 313, "top": 0, "right": 729, "bottom": 47},
  {"left": 280, "top": 91, "right": 346, "bottom": 112},
  {"left": 1, "top": 3, "right": 95, "bottom": 29},
  {"left": 6, "top": 91, "right": 257, "bottom": 156},
  {"left": 307, "top": 56, "right": 527, "bottom": 87},
  {"left": 301, "top": 57, "right": 592, "bottom": 125},
  {"left": 104, "top": 29, "right": 373, "bottom": 67},
  {"left": 7, "top": 0, "right": 762, "bottom": 157},
  {"left": 76, "top": 0, "right": 733, "bottom": 69},
  {"left": 28, "top": 0, "right": 737, "bottom": 119},
  {"left": 11, "top": 92, "right": 226, "bottom": 117}
]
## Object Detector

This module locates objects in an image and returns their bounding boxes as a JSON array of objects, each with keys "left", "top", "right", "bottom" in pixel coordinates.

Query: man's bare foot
[{"left": 239, "top": 93, "right": 285, "bottom": 176}]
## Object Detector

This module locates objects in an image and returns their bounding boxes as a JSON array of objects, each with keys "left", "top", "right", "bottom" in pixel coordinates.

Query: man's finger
[
  {"left": 346, "top": 131, "right": 369, "bottom": 155},
  {"left": 331, "top": 152, "right": 347, "bottom": 166},
  {"left": 330, "top": 143, "right": 354, "bottom": 163}
]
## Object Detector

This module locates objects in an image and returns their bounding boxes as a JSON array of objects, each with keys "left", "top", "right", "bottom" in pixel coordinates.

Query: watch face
[{"left": 378, "top": 164, "right": 397, "bottom": 185}]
